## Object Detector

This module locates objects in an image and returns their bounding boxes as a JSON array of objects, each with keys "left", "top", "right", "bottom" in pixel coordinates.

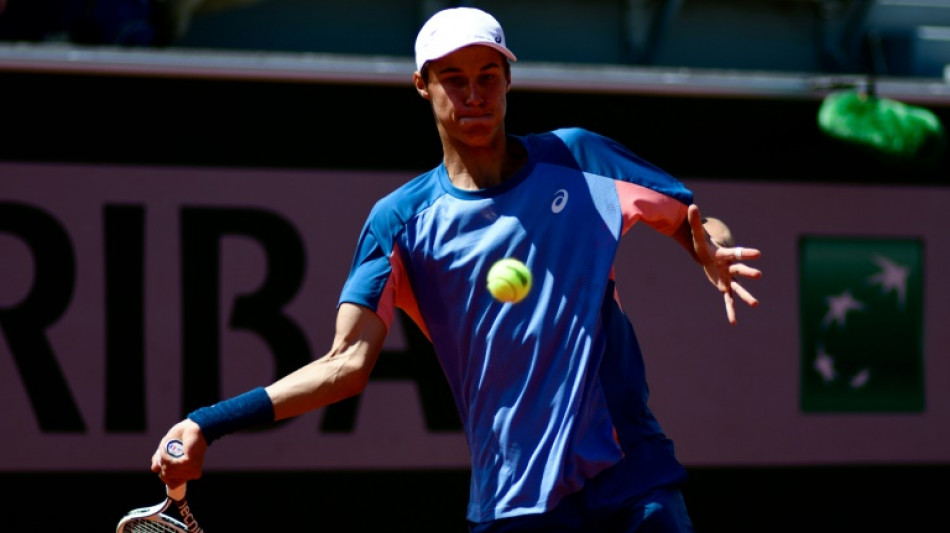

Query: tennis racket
[{"left": 116, "top": 439, "right": 205, "bottom": 533}]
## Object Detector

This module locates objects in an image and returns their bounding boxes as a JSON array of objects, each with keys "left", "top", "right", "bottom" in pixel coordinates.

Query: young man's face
[{"left": 414, "top": 45, "right": 511, "bottom": 149}]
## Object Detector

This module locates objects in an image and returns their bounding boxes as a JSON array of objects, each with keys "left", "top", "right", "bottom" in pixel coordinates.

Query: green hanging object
[{"left": 818, "top": 90, "right": 946, "bottom": 162}]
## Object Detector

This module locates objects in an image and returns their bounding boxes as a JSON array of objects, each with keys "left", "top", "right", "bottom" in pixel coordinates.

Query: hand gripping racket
[{"left": 116, "top": 439, "right": 205, "bottom": 533}]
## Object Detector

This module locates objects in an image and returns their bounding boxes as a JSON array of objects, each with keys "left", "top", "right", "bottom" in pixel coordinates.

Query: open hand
[{"left": 689, "top": 204, "right": 762, "bottom": 324}]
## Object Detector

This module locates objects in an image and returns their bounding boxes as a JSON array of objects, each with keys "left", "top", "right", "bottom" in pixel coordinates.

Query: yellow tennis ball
[{"left": 487, "top": 258, "right": 532, "bottom": 303}]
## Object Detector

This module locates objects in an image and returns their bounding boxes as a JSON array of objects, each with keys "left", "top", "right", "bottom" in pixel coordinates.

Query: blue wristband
[{"left": 187, "top": 386, "right": 275, "bottom": 444}]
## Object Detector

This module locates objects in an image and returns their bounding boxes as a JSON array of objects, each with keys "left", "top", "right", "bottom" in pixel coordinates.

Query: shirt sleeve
[
  {"left": 549, "top": 128, "right": 692, "bottom": 237},
  {"left": 338, "top": 222, "right": 395, "bottom": 324},
  {"left": 339, "top": 213, "right": 429, "bottom": 338},
  {"left": 615, "top": 180, "right": 689, "bottom": 236}
]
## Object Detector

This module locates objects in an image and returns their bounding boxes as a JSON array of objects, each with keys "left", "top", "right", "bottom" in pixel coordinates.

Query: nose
[{"left": 465, "top": 81, "right": 484, "bottom": 105}]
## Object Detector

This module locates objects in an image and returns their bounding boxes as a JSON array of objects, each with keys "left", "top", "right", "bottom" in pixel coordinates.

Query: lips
[{"left": 458, "top": 113, "right": 493, "bottom": 123}]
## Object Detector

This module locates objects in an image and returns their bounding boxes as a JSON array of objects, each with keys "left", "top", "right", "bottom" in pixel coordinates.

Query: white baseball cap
[{"left": 414, "top": 7, "right": 517, "bottom": 72}]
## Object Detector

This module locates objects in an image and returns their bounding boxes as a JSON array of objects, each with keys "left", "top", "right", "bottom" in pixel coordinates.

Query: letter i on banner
[{"left": 799, "top": 237, "right": 924, "bottom": 413}]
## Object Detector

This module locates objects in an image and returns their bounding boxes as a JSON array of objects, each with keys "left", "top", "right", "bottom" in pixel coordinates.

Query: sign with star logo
[{"left": 799, "top": 237, "right": 924, "bottom": 412}]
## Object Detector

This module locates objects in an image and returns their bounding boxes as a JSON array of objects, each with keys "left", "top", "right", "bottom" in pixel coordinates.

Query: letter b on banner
[{"left": 181, "top": 207, "right": 311, "bottom": 416}]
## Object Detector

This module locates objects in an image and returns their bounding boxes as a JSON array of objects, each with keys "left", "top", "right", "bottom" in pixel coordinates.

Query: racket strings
[{"left": 122, "top": 515, "right": 189, "bottom": 533}]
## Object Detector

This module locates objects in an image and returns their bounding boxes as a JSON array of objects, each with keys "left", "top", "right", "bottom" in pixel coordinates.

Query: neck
[{"left": 443, "top": 136, "right": 526, "bottom": 190}]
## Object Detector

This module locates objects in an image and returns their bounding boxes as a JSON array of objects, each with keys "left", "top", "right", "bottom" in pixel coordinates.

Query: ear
[{"left": 413, "top": 72, "right": 430, "bottom": 100}]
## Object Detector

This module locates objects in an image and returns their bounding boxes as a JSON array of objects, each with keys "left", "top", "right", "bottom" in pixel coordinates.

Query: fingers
[
  {"left": 151, "top": 430, "right": 176, "bottom": 473},
  {"left": 690, "top": 204, "right": 762, "bottom": 324},
  {"left": 152, "top": 436, "right": 179, "bottom": 484},
  {"left": 156, "top": 443, "right": 196, "bottom": 489},
  {"left": 731, "top": 281, "right": 758, "bottom": 307},
  {"left": 721, "top": 281, "right": 757, "bottom": 326},
  {"left": 687, "top": 203, "right": 703, "bottom": 226},
  {"left": 719, "top": 242, "right": 761, "bottom": 323},
  {"left": 151, "top": 423, "right": 206, "bottom": 488},
  {"left": 729, "top": 263, "right": 762, "bottom": 279},
  {"left": 150, "top": 447, "right": 162, "bottom": 473},
  {"left": 686, "top": 205, "right": 705, "bottom": 237},
  {"left": 723, "top": 290, "right": 737, "bottom": 325},
  {"left": 719, "top": 245, "right": 761, "bottom": 262},
  {"left": 722, "top": 280, "right": 759, "bottom": 325},
  {"left": 726, "top": 246, "right": 761, "bottom": 308},
  {"left": 716, "top": 246, "right": 762, "bottom": 283},
  {"left": 686, "top": 205, "right": 713, "bottom": 260}
]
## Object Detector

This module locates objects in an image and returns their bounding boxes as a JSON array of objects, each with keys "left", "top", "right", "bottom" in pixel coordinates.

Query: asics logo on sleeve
[{"left": 551, "top": 189, "right": 569, "bottom": 213}]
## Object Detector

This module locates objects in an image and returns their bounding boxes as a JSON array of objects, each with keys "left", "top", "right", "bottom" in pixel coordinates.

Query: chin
[{"left": 458, "top": 126, "right": 501, "bottom": 145}]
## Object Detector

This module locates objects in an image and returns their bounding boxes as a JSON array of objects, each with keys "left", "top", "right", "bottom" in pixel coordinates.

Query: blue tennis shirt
[{"left": 339, "top": 128, "right": 693, "bottom": 523}]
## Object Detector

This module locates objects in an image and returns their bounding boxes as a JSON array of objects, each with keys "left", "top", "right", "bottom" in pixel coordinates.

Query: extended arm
[
  {"left": 672, "top": 204, "right": 762, "bottom": 325},
  {"left": 151, "top": 302, "right": 388, "bottom": 487}
]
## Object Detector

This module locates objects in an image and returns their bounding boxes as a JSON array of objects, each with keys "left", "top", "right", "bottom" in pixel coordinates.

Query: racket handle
[
  {"left": 163, "top": 439, "right": 188, "bottom": 501},
  {"left": 167, "top": 483, "right": 187, "bottom": 502}
]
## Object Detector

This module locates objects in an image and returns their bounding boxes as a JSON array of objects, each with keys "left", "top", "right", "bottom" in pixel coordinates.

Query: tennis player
[{"left": 152, "top": 7, "right": 762, "bottom": 532}]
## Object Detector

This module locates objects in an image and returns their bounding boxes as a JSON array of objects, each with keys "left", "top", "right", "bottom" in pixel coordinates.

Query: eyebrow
[{"left": 435, "top": 62, "right": 503, "bottom": 76}]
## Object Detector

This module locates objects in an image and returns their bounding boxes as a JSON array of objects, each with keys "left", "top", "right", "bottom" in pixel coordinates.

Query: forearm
[
  {"left": 189, "top": 303, "right": 386, "bottom": 442},
  {"left": 267, "top": 342, "right": 377, "bottom": 421}
]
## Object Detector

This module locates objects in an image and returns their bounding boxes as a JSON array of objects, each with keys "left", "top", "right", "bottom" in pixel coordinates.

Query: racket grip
[
  {"left": 167, "top": 483, "right": 187, "bottom": 502},
  {"left": 163, "top": 439, "right": 188, "bottom": 501}
]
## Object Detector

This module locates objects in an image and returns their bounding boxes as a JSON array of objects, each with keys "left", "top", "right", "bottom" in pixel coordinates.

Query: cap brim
[{"left": 418, "top": 42, "right": 517, "bottom": 71}]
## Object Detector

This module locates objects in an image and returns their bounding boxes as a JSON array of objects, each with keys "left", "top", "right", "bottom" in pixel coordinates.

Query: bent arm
[
  {"left": 268, "top": 302, "right": 388, "bottom": 420},
  {"left": 152, "top": 303, "right": 387, "bottom": 487}
]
